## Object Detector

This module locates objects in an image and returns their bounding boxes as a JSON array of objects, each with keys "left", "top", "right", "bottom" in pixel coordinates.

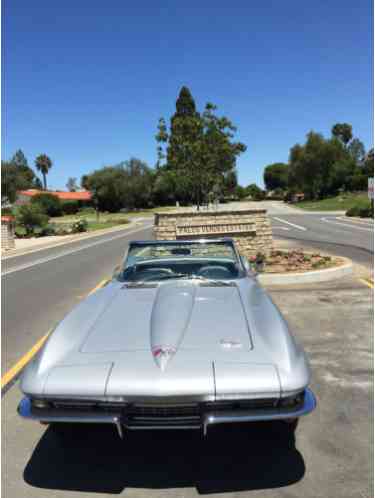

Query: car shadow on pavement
[{"left": 24, "top": 421, "right": 305, "bottom": 494}]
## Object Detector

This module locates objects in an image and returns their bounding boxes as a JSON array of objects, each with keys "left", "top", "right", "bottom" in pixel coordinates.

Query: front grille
[
  {"left": 125, "top": 404, "right": 201, "bottom": 428},
  {"left": 127, "top": 404, "right": 200, "bottom": 417},
  {"left": 43, "top": 397, "right": 282, "bottom": 423}
]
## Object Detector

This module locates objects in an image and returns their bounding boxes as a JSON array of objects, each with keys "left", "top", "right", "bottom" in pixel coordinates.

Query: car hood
[
  {"left": 80, "top": 281, "right": 253, "bottom": 364},
  {"left": 21, "top": 279, "right": 309, "bottom": 400}
]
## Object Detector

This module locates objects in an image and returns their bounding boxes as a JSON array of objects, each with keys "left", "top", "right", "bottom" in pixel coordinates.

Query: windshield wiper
[{"left": 189, "top": 275, "right": 235, "bottom": 286}]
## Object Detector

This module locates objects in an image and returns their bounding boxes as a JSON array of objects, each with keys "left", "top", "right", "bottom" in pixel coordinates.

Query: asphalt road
[{"left": 271, "top": 213, "right": 373, "bottom": 267}]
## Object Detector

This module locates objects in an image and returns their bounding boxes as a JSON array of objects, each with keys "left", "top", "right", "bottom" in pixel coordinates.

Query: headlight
[{"left": 279, "top": 392, "right": 304, "bottom": 408}]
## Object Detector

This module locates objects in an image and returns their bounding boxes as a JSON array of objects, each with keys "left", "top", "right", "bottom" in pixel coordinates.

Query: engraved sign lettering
[{"left": 176, "top": 222, "right": 256, "bottom": 237}]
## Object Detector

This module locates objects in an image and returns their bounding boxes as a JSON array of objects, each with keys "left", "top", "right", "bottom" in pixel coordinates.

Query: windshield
[{"left": 121, "top": 240, "right": 243, "bottom": 282}]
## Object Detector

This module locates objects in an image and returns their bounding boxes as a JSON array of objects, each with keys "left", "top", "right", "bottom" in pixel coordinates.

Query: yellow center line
[
  {"left": 87, "top": 278, "right": 110, "bottom": 295},
  {"left": 1, "top": 277, "right": 110, "bottom": 391},
  {"left": 359, "top": 278, "right": 374, "bottom": 289}
]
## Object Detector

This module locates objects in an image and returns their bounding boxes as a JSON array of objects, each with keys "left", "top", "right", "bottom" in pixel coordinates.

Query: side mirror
[{"left": 240, "top": 255, "right": 250, "bottom": 272}]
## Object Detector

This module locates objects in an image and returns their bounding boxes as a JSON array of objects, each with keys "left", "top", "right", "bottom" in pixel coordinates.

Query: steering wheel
[{"left": 197, "top": 265, "right": 233, "bottom": 279}]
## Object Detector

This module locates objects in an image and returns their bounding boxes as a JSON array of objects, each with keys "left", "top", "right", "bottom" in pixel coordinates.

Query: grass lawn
[
  {"left": 50, "top": 206, "right": 175, "bottom": 225},
  {"left": 295, "top": 192, "right": 370, "bottom": 211},
  {"left": 86, "top": 220, "right": 129, "bottom": 231}
]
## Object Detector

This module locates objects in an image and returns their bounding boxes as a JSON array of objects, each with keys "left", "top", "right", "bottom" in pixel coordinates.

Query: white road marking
[
  {"left": 272, "top": 217, "right": 307, "bottom": 231},
  {"left": 272, "top": 226, "right": 290, "bottom": 231},
  {"left": 2, "top": 224, "right": 153, "bottom": 277},
  {"left": 321, "top": 217, "right": 373, "bottom": 232}
]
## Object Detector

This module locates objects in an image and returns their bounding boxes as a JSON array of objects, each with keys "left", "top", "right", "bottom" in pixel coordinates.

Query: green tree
[
  {"left": 222, "top": 170, "right": 238, "bottom": 197},
  {"left": 11, "top": 150, "right": 36, "bottom": 184},
  {"left": 16, "top": 204, "right": 48, "bottom": 236},
  {"left": 84, "top": 158, "right": 155, "bottom": 212},
  {"left": 347, "top": 138, "right": 366, "bottom": 164},
  {"left": 121, "top": 158, "right": 155, "bottom": 209},
  {"left": 288, "top": 132, "right": 349, "bottom": 199},
  {"left": 30, "top": 193, "right": 62, "bottom": 217},
  {"left": 156, "top": 87, "right": 246, "bottom": 209},
  {"left": 152, "top": 169, "right": 179, "bottom": 206},
  {"left": 66, "top": 177, "right": 78, "bottom": 192},
  {"left": 85, "top": 167, "right": 127, "bottom": 212},
  {"left": 81, "top": 174, "right": 90, "bottom": 190},
  {"left": 1, "top": 150, "right": 40, "bottom": 204},
  {"left": 329, "top": 158, "right": 357, "bottom": 193},
  {"left": 246, "top": 183, "right": 265, "bottom": 200},
  {"left": 363, "top": 149, "right": 374, "bottom": 178},
  {"left": 263, "top": 163, "right": 289, "bottom": 191},
  {"left": 331, "top": 123, "right": 353, "bottom": 146},
  {"left": 234, "top": 185, "right": 247, "bottom": 200},
  {"left": 2, "top": 161, "right": 23, "bottom": 204},
  {"left": 35, "top": 154, "right": 52, "bottom": 190}
]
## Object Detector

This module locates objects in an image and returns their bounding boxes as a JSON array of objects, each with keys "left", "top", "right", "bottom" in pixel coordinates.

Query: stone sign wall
[
  {"left": 1, "top": 216, "right": 15, "bottom": 253},
  {"left": 154, "top": 208, "right": 273, "bottom": 257}
]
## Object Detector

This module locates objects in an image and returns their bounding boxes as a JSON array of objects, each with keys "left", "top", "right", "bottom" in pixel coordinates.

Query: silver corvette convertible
[{"left": 18, "top": 238, "right": 316, "bottom": 437}]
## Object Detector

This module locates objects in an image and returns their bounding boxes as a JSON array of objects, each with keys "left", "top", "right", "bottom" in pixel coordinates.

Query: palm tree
[{"left": 35, "top": 154, "right": 52, "bottom": 190}]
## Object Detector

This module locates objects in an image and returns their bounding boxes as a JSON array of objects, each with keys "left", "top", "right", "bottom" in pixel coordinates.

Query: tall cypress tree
[
  {"left": 156, "top": 87, "right": 246, "bottom": 209},
  {"left": 173, "top": 86, "right": 197, "bottom": 119},
  {"left": 163, "top": 87, "right": 203, "bottom": 204}
]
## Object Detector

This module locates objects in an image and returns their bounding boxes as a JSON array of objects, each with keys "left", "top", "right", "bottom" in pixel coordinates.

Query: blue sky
[{"left": 2, "top": 0, "right": 373, "bottom": 189}]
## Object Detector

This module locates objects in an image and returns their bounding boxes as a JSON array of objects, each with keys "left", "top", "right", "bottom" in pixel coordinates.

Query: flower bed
[{"left": 250, "top": 249, "right": 339, "bottom": 274}]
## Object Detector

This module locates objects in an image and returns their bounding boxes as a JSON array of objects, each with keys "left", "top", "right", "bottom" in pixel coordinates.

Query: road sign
[{"left": 368, "top": 178, "right": 373, "bottom": 200}]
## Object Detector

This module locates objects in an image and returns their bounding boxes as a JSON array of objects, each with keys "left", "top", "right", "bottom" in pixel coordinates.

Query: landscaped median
[{"left": 254, "top": 249, "right": 353, "bottom": 285}]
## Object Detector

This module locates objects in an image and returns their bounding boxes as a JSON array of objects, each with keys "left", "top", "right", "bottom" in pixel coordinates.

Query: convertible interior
[{"left": 122, "top": 259, "right": 241, "bottom": 281}]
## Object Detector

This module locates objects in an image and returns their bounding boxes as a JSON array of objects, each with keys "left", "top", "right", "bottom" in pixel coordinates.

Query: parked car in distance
[{"left": 18, "top": 238, "right": 316, "bottom": 438}]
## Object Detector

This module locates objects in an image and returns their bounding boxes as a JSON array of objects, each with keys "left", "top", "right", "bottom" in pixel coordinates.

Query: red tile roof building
[{"left": 16, "top": 189, "right": 92, "bottom": 204}]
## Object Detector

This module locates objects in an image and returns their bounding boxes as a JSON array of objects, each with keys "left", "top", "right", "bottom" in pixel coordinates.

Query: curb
[
  {"left": 1, "top": 221, "right": 143, "bottom": 260},
  {"left": 257, "top": 257, "right": 353, "bottom": 285},
  {"left": 291, "top": 209, "right": 346, "bottom": 215},
  {"left": 340, "top": 216, "right": 374, "bottom": 223}
]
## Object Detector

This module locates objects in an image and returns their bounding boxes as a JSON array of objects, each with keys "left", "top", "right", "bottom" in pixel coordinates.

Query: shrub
[
  {"left": 62, "top": 201, "right": 80, "bottom": 215},
  {"left": 312, "top": 260, "right": 324, "bottom": 269},
  {"left": 31, "top": 193, "right": 62, "bottom": 217},
  {"left": 346, "top": 206, "right": 360, "bottom": 217},
  {"left": 1, "top": 207, "right": 13, "bottom": 216},
  {"left": 16, "top": 204, "right": 48, "bottom": 236},
  {"left": 78, "top": 206, "right": 96, "bottom": 215},
  {"left": 71, "top": 219, "right": 88, "bottom": 233},
  {"left": 54, "top": 226, "right": 70, "bottom": 236},
  {"left": 108, "top": 217, "right": 129, "bottom": 225},
  {"left": 39, "top": 224, "right": 56, "bottom": 236},
  {"left": 359, "top": 206, "right": 374, "bottom": 218},
  {"left": 15, "top": 226, "right": 27, "bottom": 238}
]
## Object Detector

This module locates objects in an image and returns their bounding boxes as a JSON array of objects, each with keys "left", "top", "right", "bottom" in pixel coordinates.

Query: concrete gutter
[{"left": 257, "top": 257, "right": 353, "bottom": 285}]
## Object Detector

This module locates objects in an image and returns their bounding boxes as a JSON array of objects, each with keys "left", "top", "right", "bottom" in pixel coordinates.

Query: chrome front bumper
[{"left": 18, "top": 388, "right": 316, "bottom": 438}]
